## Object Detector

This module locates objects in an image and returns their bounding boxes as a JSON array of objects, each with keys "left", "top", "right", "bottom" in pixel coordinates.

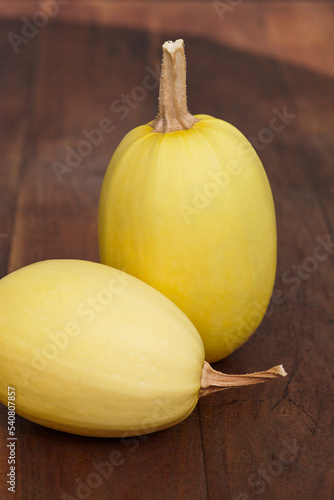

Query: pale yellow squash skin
[
  {"left": 0, "top": 260, "right": 204, "bottom": 437},
  {"left": 99, "top": 115, "right": 277, "bottom": 362}
]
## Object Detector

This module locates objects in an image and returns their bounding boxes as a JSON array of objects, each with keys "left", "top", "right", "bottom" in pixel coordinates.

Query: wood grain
[
  {"left": 0, "top": 2, "right": 333, "bottom": 499},
  {"left": 2, "top": 1, "right": 334, "bottom": 77}
]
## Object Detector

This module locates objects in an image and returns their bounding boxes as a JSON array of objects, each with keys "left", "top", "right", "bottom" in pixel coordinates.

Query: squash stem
[
  {"left": 199, "top": 361, "right": 287, "bottom": 398},
  {"left": 152, "top": 39, "right": 198, "bottom": 133}
]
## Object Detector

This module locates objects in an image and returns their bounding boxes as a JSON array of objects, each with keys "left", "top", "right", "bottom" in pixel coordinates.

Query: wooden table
[{"left": 1, "top": 2, "right": 333, "bottom": 499}]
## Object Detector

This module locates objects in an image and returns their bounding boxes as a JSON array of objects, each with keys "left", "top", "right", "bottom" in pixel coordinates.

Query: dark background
[{"left": 0, "top": 1, "right": 333, "bottom": 499}]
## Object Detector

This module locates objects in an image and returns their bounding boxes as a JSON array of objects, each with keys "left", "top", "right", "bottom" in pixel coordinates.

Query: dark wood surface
[{"left": 1, "top": 2, "right": 334, "bottom": 499}]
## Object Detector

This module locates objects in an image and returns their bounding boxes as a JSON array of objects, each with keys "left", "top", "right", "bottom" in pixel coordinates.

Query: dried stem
[
  {"left": 152, "top": 39, "right": 198, "bottom": 133},
  {"left": 199, "top": 361, "right": 287, "bottom": 398}
]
